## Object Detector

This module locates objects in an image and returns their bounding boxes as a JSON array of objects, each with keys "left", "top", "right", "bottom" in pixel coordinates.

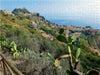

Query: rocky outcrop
[
  {"left": 12, "top": 8, "right": 30, "bottom": 15},
  {"left": 30, "top": 21, "right": 38, "bottom": 30},
  {"left": 1, "top": 10, "right": 14, "bottom": 16}
]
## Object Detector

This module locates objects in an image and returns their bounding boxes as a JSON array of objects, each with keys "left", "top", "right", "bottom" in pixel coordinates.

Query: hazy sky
[{"left": 1, "top": 0, "right": 100, "bottom": 29}]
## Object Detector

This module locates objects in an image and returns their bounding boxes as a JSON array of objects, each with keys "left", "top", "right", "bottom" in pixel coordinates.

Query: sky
[{"left": 0, "top": 0, "right": 100, "bottom": 29}]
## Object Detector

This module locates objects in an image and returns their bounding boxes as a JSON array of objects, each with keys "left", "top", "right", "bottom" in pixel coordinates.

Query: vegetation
[
  {"left": 56, "top": 29, "right": 82, "bottom": 75},
  {"left": 0, "top": 9, "right": 100, "bottom": 75}
]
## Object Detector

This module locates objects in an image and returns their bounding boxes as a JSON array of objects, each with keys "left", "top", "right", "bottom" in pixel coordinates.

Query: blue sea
[{"left": 49, "top": 19, "right": 100, "bottom": 29}]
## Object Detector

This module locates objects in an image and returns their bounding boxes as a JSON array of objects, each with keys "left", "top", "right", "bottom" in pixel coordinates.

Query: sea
[{"left": 49, "top": 19, "right": 100, "bottom": 29}]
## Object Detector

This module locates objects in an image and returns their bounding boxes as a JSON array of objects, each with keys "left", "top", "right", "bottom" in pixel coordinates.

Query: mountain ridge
[{"left": 1, "top": 8, "right": 100, "bottom": 51}]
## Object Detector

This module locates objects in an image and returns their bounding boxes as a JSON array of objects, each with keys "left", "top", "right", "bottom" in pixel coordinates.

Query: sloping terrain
[{"left": 0, "top": 8, "right": 100, "bottom": 75}]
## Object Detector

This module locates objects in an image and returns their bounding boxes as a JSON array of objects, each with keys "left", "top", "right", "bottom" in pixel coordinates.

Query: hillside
[{"left": 0, "top": 8, "right": 100, "bottom": 75}]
